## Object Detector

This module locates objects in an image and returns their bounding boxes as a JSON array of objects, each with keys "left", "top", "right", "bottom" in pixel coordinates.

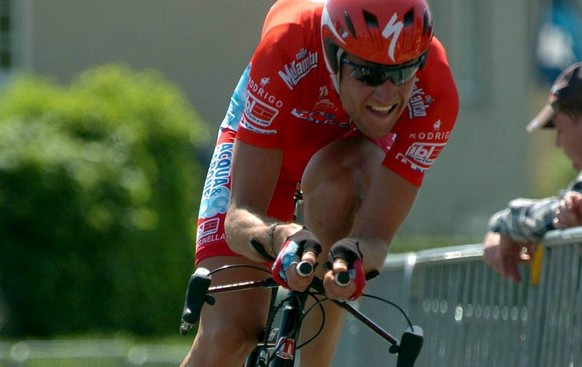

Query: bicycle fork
[
  {"left": 270, "top": 293, "right": 305, "bottom": 366},
  {"left": 247, "top": 290, "right": 307, "bottom": 367}
]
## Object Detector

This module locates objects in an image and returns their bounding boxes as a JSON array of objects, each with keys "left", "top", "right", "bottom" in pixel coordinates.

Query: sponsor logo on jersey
[
  {"left": 407, "top": 79, "right": 434, "bottom": 119},
  {"left": 197, "top": 221, "right": 226, "bottom": 246},
  {"left": 248, "top": 77, "right": 284, "bottom": 108},
  {"left": 291, "top": 108, "right": 350, "bottom": 128},
  {"left": 313, "top": 98, "right": 339, "bottom": 112},
  {"left": 408, "top": 129, "right": 450, "bottom": 141},
  {"left": 278, "top": 48, "right": 318, "bottom": 90},
  {"left": 199, "top": 142, "right": 233, "bottom": 219},
  {"left": 396, "top": 142, "right": 445, "bottom": 172},
  {"left": 408, "top": 118, "right": 450, "bottom": 141},
  {"left": 242, "top": 92, "right": 279, "bottom": 133},
  {"left": 197, "top": 218, "right": 220, "bottom": 242}
]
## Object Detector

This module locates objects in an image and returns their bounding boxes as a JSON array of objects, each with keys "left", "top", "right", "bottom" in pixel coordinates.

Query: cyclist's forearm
[
  {"left": 224, "top": 207, "right": 302, "bottom": 262},
  {"left": 351, "top": 237, "right": 390, "bottom": 274},
  {"left": 224, "top": 207, "right": 272, "bottom": 261}
]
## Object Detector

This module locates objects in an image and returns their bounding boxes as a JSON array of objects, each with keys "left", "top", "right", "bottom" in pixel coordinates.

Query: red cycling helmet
[{"left": 321, "top": 0, "right": 433, "bottom": 79}]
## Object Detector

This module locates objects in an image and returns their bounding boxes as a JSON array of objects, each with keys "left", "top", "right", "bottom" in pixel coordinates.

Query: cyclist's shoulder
[
  {"left": 253, "top": 0, "right": 322, "bottom": 70},
  {"left": 262, "top": 0, "right": 324, "bottom": 39},
  {"left": 413, "top": 37, "right": 459, "bottom": 113},
  {"left": 422, "top": 37, "right": 454, "bottom": 77},
  {"left": 248, "top": 0, "right": 329, "bottom": 98}
]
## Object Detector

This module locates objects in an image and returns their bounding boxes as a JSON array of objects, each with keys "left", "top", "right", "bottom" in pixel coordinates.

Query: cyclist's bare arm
[
  {"left": 352, "top": 167, "right": 419, "bottom": 272},
  {"left": 225, "top": 140, "right": 302, "bottom": 261},
  {"left": 321, "top": 167, "right": 418, "bottom": 299}
]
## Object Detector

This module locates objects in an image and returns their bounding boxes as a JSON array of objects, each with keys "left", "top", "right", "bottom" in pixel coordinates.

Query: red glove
[
  {"left": 272, "top": 228, "right": 321, "bottom": 288},
  {"left": 328, "top": 239, "right": 366, "bottom": 300}
]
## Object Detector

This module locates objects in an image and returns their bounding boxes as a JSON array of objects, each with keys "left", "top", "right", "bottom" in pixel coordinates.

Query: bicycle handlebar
[
  {"left": 296, "top": 261, "right": 350, "bottom": 288},
  {"left": 179, "top": 267, "right": 424, "bottom": 366},
  {"left": 334, "top": 271, "right": 351, "bottom": 286},
  {"left": 296, "top": 261, "right": 314, "bottom": 277}
]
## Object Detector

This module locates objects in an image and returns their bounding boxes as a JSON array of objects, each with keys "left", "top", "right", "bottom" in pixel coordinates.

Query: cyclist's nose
[{"left": 372, "top": 79, "right": 398, "bottom": 101}]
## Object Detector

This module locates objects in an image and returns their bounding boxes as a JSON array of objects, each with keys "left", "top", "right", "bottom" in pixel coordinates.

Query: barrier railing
[{"left": 335, "top": 228, "right": 582, "bottom": 367}]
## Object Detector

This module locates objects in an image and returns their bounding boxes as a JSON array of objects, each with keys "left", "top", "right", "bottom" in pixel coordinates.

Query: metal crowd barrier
[{"left": 335, "top": 228, "right": 582, "bottom": 367}]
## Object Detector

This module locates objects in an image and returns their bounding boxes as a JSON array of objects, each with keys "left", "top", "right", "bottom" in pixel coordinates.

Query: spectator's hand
[
  {"left": 553, "top": 191, "right": 582, "bottom": 228},
  {"left": 482, "top": 231, "right": 535, "bottom": 283}
]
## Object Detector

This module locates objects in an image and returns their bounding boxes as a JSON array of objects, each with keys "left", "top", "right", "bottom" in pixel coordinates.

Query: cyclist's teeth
[{"left": 371, "top": 105, "right": 391, "bottom": 113}]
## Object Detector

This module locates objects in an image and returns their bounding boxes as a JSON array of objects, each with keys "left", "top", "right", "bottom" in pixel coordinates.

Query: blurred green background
[{"left": 0, "top": 65, "right": 209, "bottom": 339}]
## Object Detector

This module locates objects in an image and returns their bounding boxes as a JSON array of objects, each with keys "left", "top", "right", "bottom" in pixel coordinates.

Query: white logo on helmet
[{"left": 381, "top": 13, "right": 403, "bottom": 63}]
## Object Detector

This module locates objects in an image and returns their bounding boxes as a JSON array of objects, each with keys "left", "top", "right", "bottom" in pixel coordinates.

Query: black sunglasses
[{"left": 340, "top": 53, "right": 427, "bottom": 87}]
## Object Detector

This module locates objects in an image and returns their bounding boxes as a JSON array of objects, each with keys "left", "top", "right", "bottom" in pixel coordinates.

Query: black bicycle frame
[{"left": 268, "top": 290, "right": 308, "bottom": 366}]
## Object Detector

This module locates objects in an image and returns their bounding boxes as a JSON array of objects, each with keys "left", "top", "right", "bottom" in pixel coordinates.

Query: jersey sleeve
[
  {"left": 235, "top": 24, "right": 304, "bottom": 149},
  {"left": 382, "top": 38, "right": 460, "bottom": 186},
  {"left": 488, "top": 198, "right": 559, "bottom": 242},
  {"left": 488, "top": 173, "right": 582, "bottom": 242}
]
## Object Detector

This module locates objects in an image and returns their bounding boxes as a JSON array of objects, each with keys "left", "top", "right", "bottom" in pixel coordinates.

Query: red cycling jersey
[{"left": 195, "top": 0, "right": 459, "bottom": 264}]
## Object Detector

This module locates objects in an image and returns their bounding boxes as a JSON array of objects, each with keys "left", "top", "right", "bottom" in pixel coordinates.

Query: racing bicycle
[{"left": 179, "top": 256, "right": 424, "bottom": 366}]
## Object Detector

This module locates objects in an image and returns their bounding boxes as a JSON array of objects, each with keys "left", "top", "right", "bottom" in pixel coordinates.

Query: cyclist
[
  {"left": 483, "top": 62, "right": 582, "bottom": 283},
  {"left": 182, "top": 0, "right": 459, "bottom": 366}
]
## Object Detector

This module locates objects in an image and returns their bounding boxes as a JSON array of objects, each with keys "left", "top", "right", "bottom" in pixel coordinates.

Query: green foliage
[{"left": 0, "top": 65, "right": 209, "bottom": 337}]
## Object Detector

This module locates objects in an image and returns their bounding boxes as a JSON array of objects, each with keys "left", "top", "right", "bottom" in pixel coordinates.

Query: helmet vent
[
  {"left": 343, "top": 11, "right": 357, "bottom": 38},
  {"left": 422, "top": 9, "right": 432, "bottom": 34},
  {"left": 362, "top": 10, "right": 380, "bottom": 29},
  {"left": 403, "top": 9, "right": 414, "bottom": 26}
]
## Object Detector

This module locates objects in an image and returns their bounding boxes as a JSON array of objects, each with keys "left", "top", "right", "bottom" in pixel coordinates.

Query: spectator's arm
[
  {"left": 554, "top": 191, "right": 582, "bottom": 228},
  {"left": 488, "top": 197, "right": 559, "bottom": 243}
]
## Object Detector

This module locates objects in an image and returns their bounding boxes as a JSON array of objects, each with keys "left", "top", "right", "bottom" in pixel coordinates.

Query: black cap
[{"left": 526, "top": 62, "right": 582, "bottom": 132}]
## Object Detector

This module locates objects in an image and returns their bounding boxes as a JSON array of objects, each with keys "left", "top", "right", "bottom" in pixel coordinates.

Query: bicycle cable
[
  {"left": 360, "top": 293, "right": 415, "bottom": 330},
  {"left": 295, "top": 292, "right": 327, "bottom": 349}
]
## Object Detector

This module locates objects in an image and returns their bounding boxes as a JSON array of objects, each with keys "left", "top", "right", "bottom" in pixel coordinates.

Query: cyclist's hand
[
  {"left": 272, "top": 228, "right": 322, "bottom": 291},
  {"left": 324, "top": 238, "right": 366, "bottom": 300}
]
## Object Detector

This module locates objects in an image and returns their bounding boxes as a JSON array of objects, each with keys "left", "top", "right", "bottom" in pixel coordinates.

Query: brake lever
[
  {"left": 394, "top": 326, "right": 424, "bottom": 367},
  {"left": 180, "top": 268, "right": 212, "bottom": 336}
]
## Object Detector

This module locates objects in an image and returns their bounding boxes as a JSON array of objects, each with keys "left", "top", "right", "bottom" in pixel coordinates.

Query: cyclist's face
[
  {"left": 554, "top": 111, "right": 582, "bottom": 170},
  {"left": 338, "top": 54, "right": 415, "bottom": 138}
]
